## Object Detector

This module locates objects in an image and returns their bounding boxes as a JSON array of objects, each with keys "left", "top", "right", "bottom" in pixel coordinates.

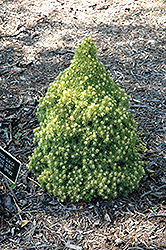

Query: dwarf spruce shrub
[{"left": 27, "top": 37, "right": 145, "bottom": 202}]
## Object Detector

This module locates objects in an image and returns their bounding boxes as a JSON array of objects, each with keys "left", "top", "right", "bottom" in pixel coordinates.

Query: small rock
[
  {"left": 11, "top": 227, "right": 15, "bottom": 236},
  {"left": 115, "top": 238, "right": 123, "bottom": 245},
  {"left": 3, "top": 194, "right": 13, "bottom": 211},
  {"left": 112, "top": 27, "right": 120, "bottom": 33},
  {"left": 104, "top": 213, "right": 111, "bottom": 221},
  {"left": 94, "top": 219, "right": 100, "bottom": 226},
  {"left": 20, "top": 199, "right": 28, "bottom": 207},
  {"left": 48, "top": 199, "right": 58, "bottom": 205}
]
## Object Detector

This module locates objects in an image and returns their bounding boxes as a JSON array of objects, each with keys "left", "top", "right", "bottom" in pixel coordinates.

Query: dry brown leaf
[
  {"left": 21, "top": 220, "right": 30, "bottom": 228},
  {"left": 15, "top": 140, "right": 20, "bottom": 146}
]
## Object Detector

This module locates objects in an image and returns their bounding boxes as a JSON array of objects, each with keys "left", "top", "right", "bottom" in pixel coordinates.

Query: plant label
[{"left": 0, "top": 146, "right": 21, "bottom": 184}]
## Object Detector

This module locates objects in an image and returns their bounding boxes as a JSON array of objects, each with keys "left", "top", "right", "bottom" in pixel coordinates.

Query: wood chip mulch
[{"left": 0, "top": 0, "right": 166, "bottom": 249}]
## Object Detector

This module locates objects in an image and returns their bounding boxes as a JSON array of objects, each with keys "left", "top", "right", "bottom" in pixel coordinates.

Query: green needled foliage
[{"left": 27, "top": 37, "right": 145, "bottom": 202}]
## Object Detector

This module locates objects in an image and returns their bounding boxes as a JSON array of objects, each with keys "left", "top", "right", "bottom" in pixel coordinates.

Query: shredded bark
[{"left": 0, "top": 0, "right": 166, "bottom": 249}]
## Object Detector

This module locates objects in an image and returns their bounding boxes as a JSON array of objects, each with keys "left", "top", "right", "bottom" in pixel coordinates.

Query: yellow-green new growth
[{"left": 27, "top": 37, "right": 145, "bottom": 202}]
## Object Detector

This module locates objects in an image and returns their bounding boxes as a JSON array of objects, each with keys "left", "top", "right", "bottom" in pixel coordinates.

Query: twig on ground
[
  {"left": 4, "top": 177, "right": 17, "bottom": 202},
  {"left": 127, "top": 247, "right": 145, "bottom": 250},
  {"left": 146, "top": 212, "right": 166, "bottom": 219},
  {"left": 27, "top": 177, "right": 41, "bottom": 188}
]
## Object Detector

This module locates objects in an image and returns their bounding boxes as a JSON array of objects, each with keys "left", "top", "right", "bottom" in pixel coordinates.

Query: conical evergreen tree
[{"left": 27, "top": 37, "right": 145, "bottom": 202}]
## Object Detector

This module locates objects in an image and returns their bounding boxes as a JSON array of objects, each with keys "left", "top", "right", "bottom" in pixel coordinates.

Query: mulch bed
[{"left": 0, "top": 0, "right": 166, "bottom": 249}]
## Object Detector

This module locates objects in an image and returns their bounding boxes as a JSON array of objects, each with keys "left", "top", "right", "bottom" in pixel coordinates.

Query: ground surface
[{"left": 0, "top": 0, "right": 166, "bottom": 249}]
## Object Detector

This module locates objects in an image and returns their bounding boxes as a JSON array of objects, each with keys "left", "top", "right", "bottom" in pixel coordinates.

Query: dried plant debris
[{"left": 0, "top": 0, "right": 166, "bottom": 249}]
